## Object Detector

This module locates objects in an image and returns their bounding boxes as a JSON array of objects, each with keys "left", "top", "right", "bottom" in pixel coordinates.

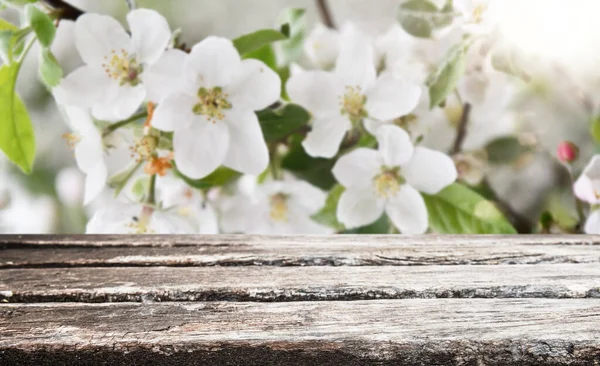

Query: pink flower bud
[{"left": 557, "top": 141, "right": 579, "bottom": 163}]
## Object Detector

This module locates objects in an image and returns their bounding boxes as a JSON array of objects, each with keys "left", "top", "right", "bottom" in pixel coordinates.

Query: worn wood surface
[
  {"left": 1, "top": 235, "right": 600, "bottom": 365},
  {"left": 1, "top": 264, "right": 600, "bottom": 302}
]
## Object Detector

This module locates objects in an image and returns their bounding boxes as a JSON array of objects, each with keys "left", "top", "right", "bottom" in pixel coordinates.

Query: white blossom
[
  {"left": 220, "top": 177, "right": 332, "bottom": 235},
  {"left": 157, "top": 174, "right": 219, "bottom": 234},
  {"left": 333, "top": 125, "right": 457, "bottom": 233},
  {"left": 152, "top": 37, "right": 280, "bottom": 179},
  {"left": 54, "top": 9, "right": 180, "bottom": 121},
  {"left": 287, "top": 25, "right": 421, "bottom": 158},
  {"left": 59, "top": 106, "right": 136, "bottom": 204},
  {"left": 574, "top": 155, "right": 600, "bottom": 205},
  {"left": 86, "top": 203, "right": 195, "bottom": 234}
]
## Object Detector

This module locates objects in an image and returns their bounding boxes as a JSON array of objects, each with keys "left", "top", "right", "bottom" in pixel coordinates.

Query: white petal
[
  {"left": 75, "top": 13, "right": 131, "bottom": 66},
  {"left": 227, "top": 59, "right": 281, "bottom": 111},
  {"left": 127, "top": 8, "right": 171, "bottom": 65},
  {"left": 584, "top": 210, "right": 600, "bottom": 234},
  {"left": 85, "top": 203, "right": 139, "bottom": 234},
  {"left": 304, "top": 23, "right": 340, "bottom": 69},
  {"left": 573, "top": 175, "right": 597, "bottom": 204},
  {"left": 83, "top": 162, "right": 107, "bottom": 204},
  {"left": 366, "top": 75, "right": 421, "bottom": 121},
  {"left": 332, "top": 148, "right": 381, "bottom": 188},
  {"left": 402, "top": 147, "right": 457, "bottom": 195},
  {"left": 91, "top": 84, "right": 146, "bottom": 122},
  {"left": 285, "top": 180, "right": 328, "bottom": 215},
  {"left": 363, "top": 118, "right": 387, "bottom": 135},
  {"left": 196, "top": 203, "right": 220, "bottom": 234},
  {"left": 222, "top": 109, "right": 269, "bottom": 175},
  {"left": 152, "top": 92, "right": 196, "bottom": 131},
  {"left": 286, "top": 71, "right": 342, "bottom": 116},
  {"left": 150, "top": 211, "right": 196, "bottom": 234},
  {"left": 185, "top": 36, "right": 241, "bottom": 87},
  {"left": 375, "top": 124, "right": 414, "bottom": 167},
  {"left": 54, "top": 66, "right": 114, "bottom": 107},
  {"left": 386, "top": 184, "right": 428, "bottom": 234},
  {"left": 302, "top": 114, "right": 351, "bottom": 158},
  {"left": 142, "top": 49, "right": 187, "bottom": 103},
  {"left": 335, "top": 24, "right": 376, "bottom": 89},
  {"left": 173, "top": 120, "right": 230, "bottom": 179},
  {"left": 574, "top": 155, "right": 600, "bottom": 204},
  {"left": 337, "top": 187, "right": 385, "bottom": 229}
]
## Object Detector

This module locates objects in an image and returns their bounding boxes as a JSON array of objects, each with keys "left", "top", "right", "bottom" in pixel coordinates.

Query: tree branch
[
  {"left": 316, "top": 0, "right": 336, "bottom": 29},
  {"left": 41, "top": 0, "right": 85, "bottom": 21},
  {"left": 451, "top": 102, "right": 471, "bottom": 155}
]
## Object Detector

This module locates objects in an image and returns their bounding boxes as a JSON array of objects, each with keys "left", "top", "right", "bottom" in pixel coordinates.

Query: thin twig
[
  {"left": 40, "top": 0, "right": 85, "bottom": 20},
  {"left": 451, "top": 102, "right": 471, "bottom": 155},
  {"left": 125, "top": 0, "right": 137, "bottom": 11},
  {"left": 102, "top": 111, "right": 148, "bottom": 137},
  {"left": 316, "top": 0, "right": 336, "bottom": 29}
]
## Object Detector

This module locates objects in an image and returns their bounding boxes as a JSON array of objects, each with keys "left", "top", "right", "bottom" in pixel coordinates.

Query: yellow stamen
[
  {"left": 339, "top": 86, "right": 367, "bottom": 123},
  {"left": 269, "top": 193, "right": 289, "bottom": 222},
  {"left": 102, "top": 49, "right": 143, "bottom": 86},
  {"left": 62, "top": 133, "right": 81, "bottom": 151},
  {"left": 192, "top": 87, "right": 232, "bottom": 122},
  {"left": 373, "top": 169, "right": 403, "bottom": 199}
]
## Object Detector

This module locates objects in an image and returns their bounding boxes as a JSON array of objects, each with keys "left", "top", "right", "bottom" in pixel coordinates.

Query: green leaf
[
  {"left": 0, "top": 64, "right": 36, "bottom": 174},
  {"left": 0, "top": 18, "right": 18, "bottom": 32},
  {"left": 257, "top": 103, "right": 310, "bottom": 142},
  {"left": 232, "top": 29, "right": 287, "bottom": 56},
  {"left": 174, "top": 166, "right": 241, "bottom": 190},
  {"left": 275, "top": 8, "right": 306, "bottom": 65},
  {"left": 422, "top": 183, "right": 517, "bottom": 234},
  {"left": 590, "top": 116, "right": 600, "bottom": 143},
  {"left": 281, "top": 134, "right": 336, "bottom": 190},
  {"left": 108, "top": 162, "right": 142, "bottom": 197},
  {"left": 311, "top": 184, "right": 345, "bottom": 230},
  {"left": 427, "top": 41, "right": 468, "bottom": 109},
  {"left": 25, "top": 5, "right": 55, "bottom": 48},
  {"left": 243, "top": 44, "right": 277, "bottom": 69},
  {"left": 39, "top": 48, "right": 63, "bottom": 88},
  {"left": 485, "top": 136, "right": 532, "bottom": 164},
  {"left": 397, "top": 0, "right": 455, "bottom": 38}
]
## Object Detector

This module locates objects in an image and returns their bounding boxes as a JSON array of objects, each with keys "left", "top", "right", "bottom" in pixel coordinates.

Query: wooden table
[{"left": 1, "top": 235, "right": 599, "bottom": 365}]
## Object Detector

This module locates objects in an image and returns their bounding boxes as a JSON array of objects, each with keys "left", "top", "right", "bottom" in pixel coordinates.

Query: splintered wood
[{"left": 1, "top": 235, "right": 599, "bottom": 365}]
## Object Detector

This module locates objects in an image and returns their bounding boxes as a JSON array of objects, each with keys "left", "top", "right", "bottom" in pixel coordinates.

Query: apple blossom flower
[
  {"left": 54, "top": 9, "right": 181, "bottom": 121},
  {"left": 304, "top": 23, "right": 340, "bottom": 69},
  {"left": 86, "top": 203, "right": 195, "bottom": 234},
  {"left": 157, "top": 174, "right": 219, "bottom": 234},
  {"left": 287, "top": 25, "right": 421, "bottom": 158},
  {"left": 584, "top": 210, "right": 600, "bottom": 234},
  {"left": 333, "top": 125, "right": 457, "bottom": 233},
  {"left": 574, "top": 155, "right": 600, "bottom": 205},
  {"left": 60, "top": 106, "right": 135, "bottom": 204},
  {"left": 151, "top": 37, "right": 280, "bottom": 179},
  {"left": 220, "top": 177, "right": 332, "bottom": 234}
]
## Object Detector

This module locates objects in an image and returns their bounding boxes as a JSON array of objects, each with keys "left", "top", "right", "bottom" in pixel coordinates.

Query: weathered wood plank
[
  {"left": 1, "top": 234, "right": 599, "bottom": 248},
  {"left": 3, "top": 236, "right": 600, "bottom": 268},
  {"left": 1, "top": 299, "right": 599, "bottom": 365},
  {"left": 1, "top": 264, "right": 599, "bottom": 302}
]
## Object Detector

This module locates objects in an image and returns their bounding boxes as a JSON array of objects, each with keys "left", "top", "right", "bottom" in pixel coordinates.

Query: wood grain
[
  {"left": 2, "top": 235, "right": 600, "bottom": 365},
  {"left": 1, "top": 264, "right": 599, "bottom": 302},
  {"left": 1, "top": 299, "right": 600, "bottom": 365},
  {"left": 3, "top": 235, "right": 600, "bottom": 268}
]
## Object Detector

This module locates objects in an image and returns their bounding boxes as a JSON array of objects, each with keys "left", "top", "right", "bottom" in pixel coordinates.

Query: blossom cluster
[{"left": 2, "top": 0, "right": 600, "bottom": 235}]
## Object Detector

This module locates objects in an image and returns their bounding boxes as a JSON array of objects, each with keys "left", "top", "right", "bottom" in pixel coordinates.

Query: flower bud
[{"left": 557, "top": 141, "right": 579, "bottom": 163}]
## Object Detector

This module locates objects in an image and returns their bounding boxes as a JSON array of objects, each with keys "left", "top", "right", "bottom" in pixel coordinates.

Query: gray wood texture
[{"left": 1, "top": 235, "right": 600, "bottom": 365}]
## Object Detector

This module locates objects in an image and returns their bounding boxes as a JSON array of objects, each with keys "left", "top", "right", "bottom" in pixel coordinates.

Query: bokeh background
[{"left": 1, "top": 0, "right": 598, "bottom": 233}]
